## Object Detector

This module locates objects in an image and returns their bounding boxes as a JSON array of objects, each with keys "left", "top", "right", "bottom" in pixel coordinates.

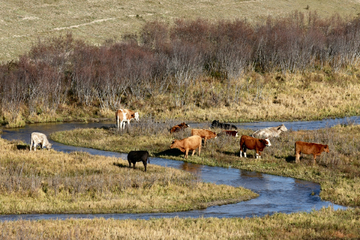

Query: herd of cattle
[
  {"left": 28, "top": 109, "right": 330, "bottom": 172},
  {"left": 168, "top": 120, "right": 329, "bottom": 166}
]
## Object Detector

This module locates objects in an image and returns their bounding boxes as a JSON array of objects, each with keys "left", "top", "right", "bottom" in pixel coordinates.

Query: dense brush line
[{"left": 0, "top": 12, "right": 359, "bottom": 118}]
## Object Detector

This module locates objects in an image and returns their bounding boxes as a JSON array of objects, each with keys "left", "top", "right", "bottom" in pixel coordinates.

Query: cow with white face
[
  {"left": 239, "top": 135, "right": 271, "bottom": 159},
  {"left": 116, "top": 109, "right": 139, "bottom": 130},
  {"left": 30, "top": 132, "right": 52, "bottom": 151}
]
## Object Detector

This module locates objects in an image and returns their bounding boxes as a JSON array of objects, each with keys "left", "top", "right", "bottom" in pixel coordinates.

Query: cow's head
[
  {"left": 170, "top": 140, "right": 178, "bottom": 148},
  {"left": 45, "top": 142, "right": 53, "bottom": 150},
  {"left": 134, "top": 112, "right": 139, "bottom": 121},
  {"left": 323, "top": 145, "right": 330, "bottom": 153},
  {"left": 264, "top": 138, "right": 271, "bottom": 147},
  {"left": 278, "top": 124, "right": 288, "bottom": 132}
]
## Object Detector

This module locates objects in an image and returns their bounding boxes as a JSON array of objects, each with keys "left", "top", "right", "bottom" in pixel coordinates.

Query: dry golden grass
[
  {"left": 0, "top": 138, "right": 257, "bottom": 214},
  {"left": 1, "top": 208, "right": 359, "bottom": 239},
  {"left": 1, "top": 0, "right": 360, "bottom": 62},
  {"left": 51, "top": 123, "right": 360, "bottom": 206}
]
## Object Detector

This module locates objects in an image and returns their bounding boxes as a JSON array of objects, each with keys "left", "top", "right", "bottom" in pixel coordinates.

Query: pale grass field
[
  {"left": 1, "top": 0, "right": 360, "bottom": 62},
  {"left": 0, "top": 138, "right": 257, "bottom": 214},
  {"left": 1, "top": 208, "right": 359, "bottom": 239}
]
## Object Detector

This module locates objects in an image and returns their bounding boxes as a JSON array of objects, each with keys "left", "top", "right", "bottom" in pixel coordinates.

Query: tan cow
[
  {"left": 191, "top": 129, "right": 217, "bottom": 146},
  {"left": 116, "top": 109, "right": 139, "bottom": 130},
  {"left": 170, "top": 135, "right": 202, "bottom": 159},
  {"left": 30, "top": 132, "right": 52, "bottom": 151},
  {"left": 295, "top": 141, "right": 329, "bottom": 164},
  {"left": 239, "top": 135, "right": 271, "bottom": 159},
  {"left": 252, "top": 124, "right": 288, "bottom": 138}
]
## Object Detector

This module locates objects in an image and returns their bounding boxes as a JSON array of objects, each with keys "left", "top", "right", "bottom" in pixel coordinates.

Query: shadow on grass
[
  {"left": 155, "top": 149, "right": 185, "bottom": 158},
  {"left": 17, "top": 144, "right": 29, "bottom": 150},
  {"left": 285, "top": 156, "right": 296, "bottom": 163},
  {"left": 218, "top": 150, "right": 238, "bottom": 156},
  {"left": 113, "top": 162, "right": 129, "bottom": 169}
]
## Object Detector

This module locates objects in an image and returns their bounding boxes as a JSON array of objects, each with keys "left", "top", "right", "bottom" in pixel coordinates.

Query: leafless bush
[{"left": 0, "top": 13, "right": 359, "bottom": 116}]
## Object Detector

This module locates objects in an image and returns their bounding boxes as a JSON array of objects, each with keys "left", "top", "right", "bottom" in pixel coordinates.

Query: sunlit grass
[
  {"left": 0, "top": 138, "right": 257, "bottom": 214},
  {"left": 1, "top": 208, "right": 359, "bottom": 239},
  {"left": 51, "top": 122, "right": 360, "bottom": 206}
]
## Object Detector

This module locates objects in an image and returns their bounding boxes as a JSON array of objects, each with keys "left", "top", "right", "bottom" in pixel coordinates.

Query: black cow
[
  {"left": 211, "top": 120, "right": 237, "bottom": 130},
  {"left": 127, "top": 151, "right": 150, "bottom": 172}
]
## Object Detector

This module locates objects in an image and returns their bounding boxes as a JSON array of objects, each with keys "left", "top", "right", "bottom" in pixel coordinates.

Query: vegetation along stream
[{"left": 1, "top": 116, "right": 357, "bottom": 221}]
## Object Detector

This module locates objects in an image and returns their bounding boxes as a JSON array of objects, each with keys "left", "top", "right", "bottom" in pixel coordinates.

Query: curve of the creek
[{"left": 1, "top": 116, "right": 358, "bottom": 221}]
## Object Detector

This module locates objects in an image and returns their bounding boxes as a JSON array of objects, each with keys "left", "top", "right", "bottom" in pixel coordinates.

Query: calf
[
  {"left": 30, "top": 132, "right": 52, "bottom": 151},
  {"left": 239, "top": 135, "right": 271, "bottom": 159},
  {"left": 170, "top": 122, "right": 190, "bottom": 133},
  {"left": 170, "top": 135, "right": 202, "bottom": 159},
  {"left": 295, "top": 141, "right": 329, "bottom": 164},
  {"left": 127, "top": 150, "right": 150, "bottom": 172},
  {"left": 191, "top": 129, "right": 217, "bottom": 146},
  {"left": 211, "top": 120, "right": 237, "bottom": 130}
]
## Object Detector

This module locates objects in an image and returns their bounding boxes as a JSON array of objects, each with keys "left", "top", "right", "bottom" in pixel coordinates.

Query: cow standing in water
[
  {"left": 295, "top": 141, "right": 329, "bottom": 164},
  {"left": 30, "top": 132, "right": 52, "bottom": 151},
  {"left": 239, "top": 135, "right": 271, "bottom": 159},
  {"left": 116, "top": 109, "right": 139, "bottom": 130}
]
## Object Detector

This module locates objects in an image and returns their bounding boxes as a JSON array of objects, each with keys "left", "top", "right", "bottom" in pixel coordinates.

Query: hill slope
[{"left": 1, "top": 0, "right": 360, "bottom": 62}]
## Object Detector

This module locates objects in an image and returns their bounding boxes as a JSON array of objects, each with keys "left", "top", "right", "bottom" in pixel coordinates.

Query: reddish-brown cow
[
  {"left": 239, "top": 135, "right": 271, "bottom": 159},
  {"left": 191, "top": 129, "right": 217, "bottom": 146},
  {"left": 170, "top": 122, "right": 190, "bottom": 133},
  {"left": 170, "top": 135, "right": 202, "bottom": 159},
  {"left": 218, "top": 130, "right": 238, "bottom": 137},
  {"left": 295, "top": 141, "right": 329, "bottom": 164}
]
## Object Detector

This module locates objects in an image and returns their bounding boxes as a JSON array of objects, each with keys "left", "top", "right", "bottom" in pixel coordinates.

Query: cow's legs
[
  {"left": 198, "top": 145, "right": 201, "bottom": 156},
  {"left": 133, "top": 162, "right": 136, "bottom": 169},
  {"left": 192, "top": 150, "right": 196, "bottom": 156},
  {"left": 143, "top": 161, "right": 147, "bottom": 172},
  {"left": 313, "top": 155, "right": 317, "bottom": 165},
  {"left": 295, "top": 152, "right": 301, "bottom": 163}
]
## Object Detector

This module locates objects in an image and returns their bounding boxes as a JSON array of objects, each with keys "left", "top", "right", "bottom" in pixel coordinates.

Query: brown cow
[
  {"left": 218, "top": 130, "right": 238, "bottom": 137},
  {"left": 239, "top": 135, "right": 271, "bottom": 159},
  {"left": 170, "top": 135, "right": 202, "bottom": 159},
  {"left": 116, "top": 109, "right": 139, "bottom": 130},
  {"left": 191, "top": 129, "right": 217, "bottom": 146},
  {"left": 295, "top": 141, "right": 329, "bottom": 164},
  {"left": 170, "top": 122, "right": 190, "bottom": 133}
]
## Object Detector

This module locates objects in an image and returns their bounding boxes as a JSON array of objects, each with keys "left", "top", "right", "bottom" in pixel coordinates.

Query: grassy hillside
[{"left": 1, "top": 0, "right": 360, "bottom": 62}]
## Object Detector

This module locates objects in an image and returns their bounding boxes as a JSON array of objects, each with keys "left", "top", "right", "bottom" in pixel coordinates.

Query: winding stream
[{"left": 1, "top": 116, "right": 357, "bottom": 221}]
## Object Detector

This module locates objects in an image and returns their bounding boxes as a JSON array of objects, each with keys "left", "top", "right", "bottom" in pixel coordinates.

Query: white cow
[
  {"left": 115, "top": 109, "right": 139, "bottom": 130},
  {"left": 30, "top": 132, "right": 52, "bottom": 151},
  {"left": 251, "top": 124, "right": 288, "bottom": 138}
]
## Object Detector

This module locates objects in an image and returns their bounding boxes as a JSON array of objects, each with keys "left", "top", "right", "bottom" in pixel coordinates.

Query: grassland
[
  {"left": 0, "top": 137, "right": 257, "bottom": 214},
  {"left": 1, "top": 0, "right": 360, "bottom": 63},
  {"left": 1, "top": 207, "right": 359, "bottom": 239},
  {"left": 51, "top": 121, "right": 360, "bottom": 207}
]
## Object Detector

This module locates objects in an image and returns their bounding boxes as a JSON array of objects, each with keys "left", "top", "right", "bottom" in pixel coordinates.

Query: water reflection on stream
[{"left": 1, "top": 116, "right": 356, "bottom": 221}]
